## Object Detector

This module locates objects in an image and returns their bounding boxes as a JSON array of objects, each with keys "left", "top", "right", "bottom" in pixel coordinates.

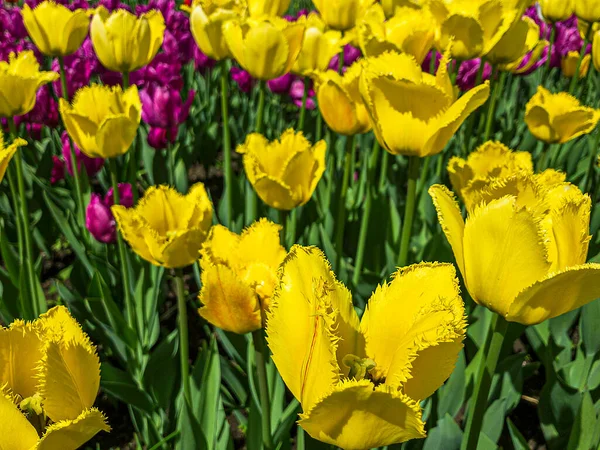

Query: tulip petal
[
  {"left": 0, "top": 137, "right": 26, "bottom": 184},
  {"left": 0, "top": 391, "right": 39, "bottom": 449},
  {"left": 486, "top": 17, "right": 530, "bottom": 64},
  {"left": 507, "top": 264, "right": 600, "bottom": 325},
  {"left": 236, "top": 219, "right": 285, "bottom": 269},
  {"left": 253, "top": 175, "right": 296, "bottom": 210},
  {"left": 96, "top": 115, "right": 139, "bottom": 159},
  {"left": 91, "top": 9, "right": 117, "bottom": 72},
  {"left": 37, "top": 408, "right": 110, "bottom": 450},
  {"left": 202, "top": 225, "right": 240, "bottom": 265},
  {"left": 223, "top": 20, "right": 246, "bottom": 68},
  {"left": 299, "top": 379, "right": 425, "bottom": 449},
  {"left": 244, "top": 21, "right": 289, "bottom": 80},
  {"left": 281, "top": 22, "right": 305, "bottom": 74},
  {"left": 317, "top": 77, "right": 360, "bottom": 136},
  {"left": 440, "top": 14, "right": 483, "bottom": 60},
  {"left": 552, "top": 110, "right": 600, "bottom": 144},
  {"left": 281, "top": 140, "right": 326, "bottom": 207},
  {"left": 159, "top": 228, "right": 208, "bottom": 268}
]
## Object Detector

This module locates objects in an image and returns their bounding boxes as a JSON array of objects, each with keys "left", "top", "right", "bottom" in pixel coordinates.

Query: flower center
[{"left": 343, "top": 354, "right": 376, "bottom": 381}]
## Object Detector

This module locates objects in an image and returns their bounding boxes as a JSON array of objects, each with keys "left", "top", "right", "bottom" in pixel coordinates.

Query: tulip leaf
[
  {"left": 144, "top": 330, "right": 179, "bottom": 411},
  {"left": 100, "top": 363, "right": 155, "bottom": 415},
  {"left": 567, "top": 391, "right": 597, "bottom": 450},
  {"left": 506, "top": 418, "right": 529, "bottom": 450},
  {"left": 423, "top": 414, "right": 462, "bottom": 450},
  {"left": 0, "top": 225, "right": 19, "bottom": 287},
  {"left": 580, "top": 300, "right": 600, "bottom": 356},
  {"left": 437, "top": 350, "right": 466, "bottom": 419},
  {"left": 177, "top": 398, "right": 208, "bottom": 450}
]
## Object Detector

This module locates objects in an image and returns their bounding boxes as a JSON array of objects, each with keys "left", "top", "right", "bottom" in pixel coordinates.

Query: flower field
[{"left": 1, "top": 0, "right": 600, "bottom": 449}]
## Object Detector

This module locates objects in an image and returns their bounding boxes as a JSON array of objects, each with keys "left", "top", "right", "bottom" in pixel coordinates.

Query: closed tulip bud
[
  {"left": 430, "top": 175, "right": 600, "bottom": 325},
  {"left": 247, "top": 0, "right": 290, "bottom": 17},
  {"left": 381, "top": 0, "right": 422, "bottom": 17},
  {"left": 198, "top": 219, "right": 286, "bottom": 334},
  {"left": 561, "top": 50, "right": 591, "bottom": 78},
  {"left": 575, "top": 0, "right": 600, "bottom": 23},
  {"left": 91, "top": 6, "right": 166, "bottom": 73},
  {"left": 540, "top": 0, "right": 574, "bottom": 23},
  {"left": 293, "top": 13, "right": 343, "bottom": 75},
  {"left": 525, "top": 86, "right": 600, "bottom": 144},
  {"left": 59, "top": 84, "right": 142, "bottom": 159},
  {"left": 237, "top": 129, "right": 326, "bottom": 210},
  {"left": 313, "top": 0, "right": 376, "bottom": 31},
  {"left": 223, "top": 16, "right": 305, "bottom": 80},
  {"left": 267, "top": 73, "right": 293, "bottom": 94},
  {"left": 456, "top": 59, "right": 492, "bottom": 92},
  {"left": 0, "top": 135, "right": 26, "bottom": 183},
  {"left": 86, "top": 184, "right": 133, "bottom": 244},
  {"left": 190, "top": 2, "right": 240, "bottom": 61},
  {"left": 315, "top": 62, "right": 371, "bottom": 136},
  {"left": 0, "top": 51, "right": 59, "bottom": 118},
  {"left": 230, "top": 66, "right": 254, "bottom": 92},
  {"left": 267, "top": 245, "right": 466, "bottom": 448},
  {"left": 22, "top": 1, "right": 89, "bottom": 57},
  {"left": 360, "top": 51, "right": 489, "bottom": 157},
  {"left": 112, "top": 183, "right": 213, "bottom": 268}
]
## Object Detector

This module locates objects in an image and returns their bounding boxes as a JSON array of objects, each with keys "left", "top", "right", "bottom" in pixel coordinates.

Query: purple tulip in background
[
  {"left": 231, "top": 67, "right": 254, "bottom": 93},
  {"left": 12, "top": 85, "right": 59, "bottom": 139},
  {"left": 267, "top": 73, "right": 294, "bottom": 94},
  {"left": 289, "top": 78, "right": 316, "bottom": 110},
  {"left": 52, "top": 38, "right": 98, "bottom": 99},
  {"left": 62, "top": 131, "right": 104, "bottom": 177},
  {"left": 328, "top": 44, "right": 362, "bottom": 72},
  {"left": 86, "top": 184, "right": 133, "bottom": 244},
  {"left": 50, "top": 156, "right": 65, "bottom": 184},
  {"left": 456, "top": 59, "right": 492, "bottom": 91}
]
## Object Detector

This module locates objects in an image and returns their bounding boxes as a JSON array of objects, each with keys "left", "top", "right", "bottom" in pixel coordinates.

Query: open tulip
[
  {"left": 382, "top": 0, "right": 422, "bottom": 17},
  {"left": 59, "top": 84, "right": 142, "bottom": 159},
  {"left": 22, "top": 1, "right": 89, "bottom": 57},
  {"left": 0, "top": 306, "right": 110, "bottom": 449},
  {"left": 267, "top": 246, "right": 466, "bottom": 448},
  {"left": 525, "top": 86, "right": 600, "bottom": 144},
  {"left": 315, "top": 62, "right": 371, "bottom": 136},
  {"left": 190, "top": 2, "right": 240, "bottom": 61},
  {"left": 198, "top": 219, "right": 286, "bottom": 334},
  {"left": 0, "top": 135, "right": 26, "bottom": 183},
  {"left": 293, "top": 13, "right": 343, "bottom": 75},
  {"left": 485, "top": 16, "right": 541, "bottom": 66},
  {"left": 223, "top": 16, "right": 304, "bottom": 80},
  {"left": 237, "top": 129, "right": 326, "bottom": 210},
  {"left": 312, "top": 0, "right": 376, "bottom": 31},
  {"left": 540, "top": 0, "right": 574, "bottom": 22},
  {"left": 360, "top": 51, "right": 489, "bottom": 157},
  {"left": 112, "top": 183, "right": 213, "bottom": 268},
  {"left": 0, "top": 51, "right": 59, "bottom": 118},
  {"left": 247, "top": 0, "right": 290, "bottom": 17},
  {"left": 430, "top": 176, "right": 600, "bottom": 325},
  {"left": 575, "top": 0, "right": 600, "bottom": 23},
  {"left": 91, "top": 6, "right": 166, "bottom": 73}
]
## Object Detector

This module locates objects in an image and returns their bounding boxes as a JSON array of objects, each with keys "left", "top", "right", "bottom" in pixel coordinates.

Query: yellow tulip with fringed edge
[
  {"left": 381, "top": 0, "right": 422, "bottom": 17},
  {"left": 486, "top": 15, "right": 542, "bottom": 66},
  {"left": 223, "top": 16, "right": 305, "bottom": 80},
  {"left": 315, "top": 62, "right": 372, "bottom": 136},
  {"left": 91, "top": 6, "right": 165, "bottom": 73},
  {"left": 22, "top": 1, "right": 90, "bottom": 57},
  {"left": 562, "top": 51, "right": 591, "bottom": 79},
  {"left": 293, "top": 13, "right": 344, "bottom": 76},
  {"left": 247, "top": 0, "right": 290, "bottom": 17},
  {"left": 237, "top": 129, "right": 326, "bottom": 210},
  {"left": 429, "top": 175, "right": 600, "bottom": 325},
  {"left": 267, "top": 246, "right": 466, "bottom": 449},
  {"left": 359, "top": 51, "right": 490, "bottom": 157},
  {"left": 0, "top": 306, "right": 110, "bottom": 449},
  {"left": 59, "top": 84, "right": 142, "bottom": 159},
  {"left": 190, "top": 0, "right": 243, "bottom": 61},
  {"left": 0, "top": 136, "right": 27, "bottom": 183},
  {"left": 525, "top": 86, "right": 600, "bottom": 144},
  {"left": 112, "top": 183, "right": 213, "bottom": 269},
  {"left": 0, "top": 51, "right": 59, "bottom": 118},
  {"left": 312, "top": 0, "right": 376, "bottom": 31},
  {"left": 198, "top": 219, "right": 286, "bottom": 334},
  {"left": 575, "top": 0, "right": 600, "bottom": 24},
  {"left": 540, "top": 0, "right": 573, "bottom": 22}
]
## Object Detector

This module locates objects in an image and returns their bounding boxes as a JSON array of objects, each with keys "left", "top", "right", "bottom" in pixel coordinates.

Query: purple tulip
[
  {"left": 62, "top": 131, "right": 104, "bottom": 178},
  {"left": 268, "top": 73, "right": 293, "bottom": 94},
  {"left": 25, "top": 0, "right": 89, "bottom": 9},
  {"left": 86, "top": 184, "right": 133, "bottom": 244},
  {"left": 147, "top": 127, "right": 177, "bottom": 150},
  {"left": 421, "top": 50, "right": 443, "bottom": 73},
  {"left": 193, "top": 46, "right": 216, "bottom": 73},
  {"left": 97, "top": 0, "right": 131, "bottom": 12},
  {"left": 52, "top": 38, "right": 98, "bottom": 98},
  {"left": 15, "top": 85, "right": 59, "bottom": 134},
  {"left": 289, "top": 78, "right": 316, "bottom": 110},
  {"left": 50, "top": 156, "right": 65, "bottom": 184},
  {"left": 344, "top": 45, "right": 361, "bottom": 66},
  {"left": 230, "top": 67, "right": 254, "bottom": 93},
  {"left": 456, "top": 59, "right": 492, "bottom": 91}
]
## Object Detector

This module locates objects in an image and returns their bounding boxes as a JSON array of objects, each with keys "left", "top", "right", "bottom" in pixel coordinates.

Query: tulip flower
[
  {"left": 0, "top": 135, "right": 26, "bottom": 183},
  {"left": 575, "top": 0, "right": 600, "bottom": 23},
  {"left": 358, "top": 4, "right": 434, "bottom": 64},
  {"left": 525, "top": 86, "right": 600, "bottom": 144},
  {"left": 223, "top": 16, "right": 304, "bottom": 80},
  {"left": 382, "top": 0, "right": 422, "bottom": 16},
  {"left": 22, "top": 1, "right": 89, "bottom": 57},
  {"left": 237, "top": 129, "right": 326, "bottom": 210},
  {"left": 360, "top": 51, "right": 489, "bottom": 157},
  {"left": 91, "top": 6, "right": 166, "bottom": 73},
  {"left": 315, "top": 62, "right": 371, "bottom": 136},
  {"left": 456, "top": 59, "right": 492, "bottom": 91},
  {"left": 86, "top": 184, "right": 133, "bottom": 244},
  {"left": 562, "top": 50, "right": 591, "bottom": 78},
  {"left": 59, "top": 84, "right": 142, "bottom": 159},
  {"left": 230, "top": 66, "right": 254, "bottom": 92},
  {"left": 62, "top": 131, "right": 104, "bottom": 178},
  {"left": 428, "top": 0, "right": 531, "bottom": 60},
  {"left": 198, "top": 219, "right": 286, "bottom": 334},
  {"left": 190, "top": 2, "right": 240, "bottom": 61},
  {"left": 247, "top": 0, "right": 290, "bottom": 17},
  {"left": 0, "top": 306, "right": 110, "bottom": 449},
  {"left": 112, "top": 183, "right": 213, "bottom": 268},
  {"left": 267, "top": 73, "right": 293, "bottom": 93},
  {"left": 541, "top": 0, "right": 574, "bottom": 22},
  {"left": 267, "top": 245, "right": 466, "bottom": 448},
  {"left": 447, "top": 141, "right": 534, "bottom": 211},
  {"left": 430, "top": 175, "right": 600, "bottom": 325},
  {"left": 312, "top": 0, "right": 376, "bottom": 31},
  {"left": 485, "top": 16, "right": 542, "bottom": 66},
  {"left": 594, "top": 30, "right": 600, "bottom": 71},
  {"left": 289, "top": 78, "right": 316, "bottom": 109},
  {"left": 293, "top": 13, "right": 343, "bottom": 76},
  {"left": 0, "top": 51, "right": 59, "bottom": 118}
]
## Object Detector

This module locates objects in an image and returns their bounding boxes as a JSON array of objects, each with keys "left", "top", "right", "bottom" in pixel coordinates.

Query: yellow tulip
[
  {"left": 22, "top": 2, "right": 89, "bottom": 57},
  {"left": 91, "top": 6, "right": 165, "bottom": 73},
  {"left": 575, "top": 0, "right": 600, "bottom": 23},
  {"left": 293, "top": 13, "right": 344, "bottom": 76},
  {"left": 561, "top": 50, "right": 591, "bottom": 78},
  {"left": 112, "top": 183, "right": 213, "bottom": 268},
  {"left": 540, "top": 0, "right": 573, "bottom": 22},
  {"left": 267, "top": 246, "right": 466, "bottom": 448},
  {"left": 0, "top": 136, "right": 26, "bottom": 184},
  {"left": 0, "top": 306, "right": 110, "bottom": 449},
  {"left": 247, "top": 0, "right": 290, "bottom": 17},
  {"left": 427, "top": 0, "right": 531, "bottom": 60},
  {"left": 382, "top": 0, "right": 422, "bottom": 17},
  {"left": 0, "top": 51, "right": 59, "bottom": 118},
  {"left": 430, "top": 176, "right": 600, "bottom": 325},
  {"left": 237, "top": 129, "right": 326, "bottom": 210},
  {"left": 448, "top": 141, "right": 534, "bottom": 211},
  {"left": 594, "top": 30, "right": 600, "bottom": 71},
  {"left": 315, "top": 62, "right": 372, "bottom": 136},
  {"left": 499, "top": 38, "right": 549, "bottom": 74},
  {"left": 525, "top": 86, "right": 600, "bottom": 144},
  {"left": 223, "top": 16, "right": 304, "bottom": 80},
  {"left": 358, "top": 4, "right": 434, "bottom": 64},
  {"left": 313, "top": 0, "right": 376, "bottom": 31},
  {"left": 60, "top": 84, "right": 141, "bottom": 159},
  {"left": 198, "top": 219, "right": 286, "bottom": 334},
  {"left": 486, "top": 16, "right": 541, "bottom": 66},
  {"left": 360, "top": 51, "right": 489, "bottom": 157},
  {"left": 190, "top": 2, "right": 240, "bottom": 61}
]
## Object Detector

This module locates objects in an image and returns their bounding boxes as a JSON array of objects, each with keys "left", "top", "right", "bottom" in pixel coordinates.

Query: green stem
[
  {"left": 298, "top": 76, "right": 309, "bottom": 131},
  {"left": 316, "top": 110, "right": 323, "bottom": 141},
  {"left": 483, "top": 71, "right": 505, "bottom": 142},
  {"left": 352, "top": 141, "right": 380, "bottom": 286},
  {"left": 6, "top": 166, "right": 23, "bottom": 262},
  {"left": 461, "top": 314, "right": 509, "bottom": 450},
  {"left": 537, "top": 142, "right": 553, "bottom": 171},
  {"left": 220, "top": 62, "right": 233, "bottom": 228},
  {"left": 278, "top": 209, "right": 289, "bottom": 248},
  {"left": 429, "top": 48, "right": 437, "bottom": 74},
  {"left": 121, "top": 72, "right": 138, "bottom": 203},
  {"left": 255, "top": 80, "right": 267, "bottom": 134},
  {"left": 252, "top": 330, "right": 274, "bottom": 450},
  {"left": 338, "top": 49, "right": 344, "bottom": 74},
  {"left": 122, "top": 71, "right": 130, "bottom": 89},
  {"left": 334, "top": 136, "right": 354, "bottom": 272},
  {"left": 175, "top": 268, "right": 191, "bottom": 406},
  {"left": 378, "top": 149, "right": 389, "bottom": 194},
  {"left": 397, "top": 156, "right": 421, "bottom": 267},
  {"left": 568, "top": 28, "right": 592, "bottom": 94}
]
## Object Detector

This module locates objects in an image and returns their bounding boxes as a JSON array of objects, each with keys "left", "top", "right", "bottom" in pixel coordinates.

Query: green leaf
[
  {"left": 144, "top": 330, "right": 179, "bottom": 410},
  {"left": 437, "top": 350, "right": 466, "bottom": 419},
  {"left": 100, "top": 363, "right": 155, "bottom": 415},
  {"left": 178, "top": 398, "right": 208, "bottom": 450},
  {"left": 567, "top": 391, "right": 597, "bottom": 450},
  {"left": 423, "top": 414, "right": 462, "bottom": 450},
  {"left": 581, "top": 300, "right": 600, "bottom": 356},
  {"left": 506, "top": 418, "right": 529, "bottom": 450},
  {"left": 0, "top": 226, "right": 20, "bottom": 286}
]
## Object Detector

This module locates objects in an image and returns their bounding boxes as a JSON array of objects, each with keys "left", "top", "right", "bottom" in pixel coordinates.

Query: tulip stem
[
  {"left": 255, "top": 80, "right": 266, "bottom": 134},
  {"left": 121, "top": 71, "right": 138, "bottom": 203},
  {"left": 220, "top": 62, "right": 233, "bottom": 228},
  {"left": 334, "top": 136, "right": 355, "bottom": 272},
  {"left": 568, "top": 28, "right": 592, "bottom": 94},
  {"left": 353, "top": 140, "right": 380, "bottom": 287},
  {"left": 461, "top": 314, "right": 509, "bottom": 450},
  {"left": 278, "top": 209, "right": 289, "bottom": 247},
  {"left": 174, "top": 268, "right": 191, "bottom": 407},
  {"left": 252, "top": 330, "right": 274, "bottom": 450},
  {"left": 397, "top": 156, "right": 421, "bottom": 268},
  {"left": 298, "top": 76, "right": 309, "bottom": 131},
  {"left": 483, "top": 71, "right": 506, "bottom": 142},
  {"left": 6, "top": 166, "right": 24, "bottom": 262},
  {"left": 108, "top": 158, "right": 135, "bottom": 329},
  {"left": 378, "top": 150, "right": 389, "bottom": 194}
]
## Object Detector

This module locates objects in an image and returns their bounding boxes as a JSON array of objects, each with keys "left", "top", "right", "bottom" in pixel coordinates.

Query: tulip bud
[
  {"left": 86, "top": 184, "right": 133, "bottom": 244},
  {"left": 561, "top": 50, "right": 591, "bottom": 78},
  {"left": 230, "top": 67, "right": 254, "bottom": 93},
  {"left": 540, "top": 0, "right": 574, "bottom": 23},
  {"left": 267, "top": 73, "right": 293, "bottom": 94}
]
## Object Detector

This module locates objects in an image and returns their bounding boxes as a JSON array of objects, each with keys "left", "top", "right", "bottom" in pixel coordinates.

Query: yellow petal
[
  {"left": 159, "top": 228, "right": 209, "bottom": 268},
  {"left": 440, "top": 14, "right": 483, "bottom": 60},
  {"left": 223, "top": 19, "right": 246, "bottom": 68},
  {"left": 253, "top": 175, "right": 296, "bottom": 210},
  {"left": 316, "top": 74, "right": 361, "bottom": 136},
  {"left": 235, "top": 218, "right": 286, "bottom": 270},
  {"left": 0, "top": 391, "right": 39, "bottom": 450},
  {"left": 281, "top": 140, "right": 326, "bottom": 207},
  {"left": 485, "top": 17, "right": 530, "bottom": 64},
  {"left": 201, "top": 224, "right": 239, "bottom": 265},
  {"left": 0, "top": 137, "right": 26, "bottom": 184},
  {"left": 36, "top": 408, "right": 110, "bottom": 450},
  {"left": 111, "top": 205, "right": 156, "bottom": 265},
  {"left": 243, "top": 20, "right": 289, "bottom": 80}
]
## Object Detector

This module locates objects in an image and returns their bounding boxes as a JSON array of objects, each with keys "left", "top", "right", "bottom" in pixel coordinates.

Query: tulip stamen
[{"left": 342, "top": 354, "right": 377, "bottom": 382}]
